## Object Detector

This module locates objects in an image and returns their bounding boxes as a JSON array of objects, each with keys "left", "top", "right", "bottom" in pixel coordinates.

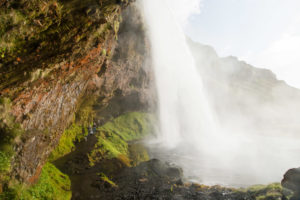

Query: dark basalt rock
[
  {"left": 282, "top": 167, "right": 300, "bottom": 200},
  {"left": 93, "top": 159, "right": 287, "bottom": 200}
]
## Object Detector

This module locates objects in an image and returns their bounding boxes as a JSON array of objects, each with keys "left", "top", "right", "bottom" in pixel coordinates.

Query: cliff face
[
  {"left": 0, "top": 0, "right": 153, "bottom": 189},
  {"left": 188, "top": 39, "right": 300, "bottom": 135}
]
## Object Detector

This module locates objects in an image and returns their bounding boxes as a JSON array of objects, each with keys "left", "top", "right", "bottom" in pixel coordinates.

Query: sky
[{"left": 167, "top": 0, "right": 300, "bottom": 88}]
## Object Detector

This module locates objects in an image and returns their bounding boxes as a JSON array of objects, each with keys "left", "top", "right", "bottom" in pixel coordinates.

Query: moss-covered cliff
[{"left": 0, "top": 0, "right": 154, "bottom": 198}]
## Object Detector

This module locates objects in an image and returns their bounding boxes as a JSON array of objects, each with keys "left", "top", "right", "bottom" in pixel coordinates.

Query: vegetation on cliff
[
  {"left": 0, "top": 0, "right": 128, "bottom": 92},
  {"left": 1, "top": 108, "right": 154, "bottom": 199},
  {"left": 0, "top": 162, "right": 71, "bottom": 200},
  {"left": 0, "top": 0, "right": 129, "bottom": 194},
  {"left": 0, "top": 0, "right": 155, "bottom": 199},
  {"left": 49, "top": 96, "right": 96, "bottom": 161},
  {"left": 0, "top": 97, "right": 24, "bottom": 184},
  {"left": 88, "top": 112, "right": 154, "bottom": 166},
  {"left": 49, "top": 124, "right": 86, "bottom": 162},
  {"left": 0, "top": 152, "right": 10, "bottom": 173},
  {"left": 50, "top": 111, "right": 154, "bottom": 198}
]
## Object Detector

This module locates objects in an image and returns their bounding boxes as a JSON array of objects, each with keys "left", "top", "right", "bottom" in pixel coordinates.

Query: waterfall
[
  {"left": 140, "top": 0, "right": 233, "bottom": 185},
  {"left": 140, "top": 0, "right": 300, "bottom": 187},
  {"left": 140, "top": 0, "right": 218, "bottom": 149}
]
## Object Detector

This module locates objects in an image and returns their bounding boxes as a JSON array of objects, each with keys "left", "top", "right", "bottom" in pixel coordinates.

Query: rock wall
[{"left": 0, "top": 0, "right": 153, "bottom": 186}]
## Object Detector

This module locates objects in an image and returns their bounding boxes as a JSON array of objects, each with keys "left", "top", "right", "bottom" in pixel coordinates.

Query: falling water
[
  {"left": 140, "top": 0, "right": 300, "bottom": 187},
  {"left": 140, "top": 0, "right": 231, "bottom": 184},
  {"left": 140, "top": 0, "right": 218, "bottom": 149}
]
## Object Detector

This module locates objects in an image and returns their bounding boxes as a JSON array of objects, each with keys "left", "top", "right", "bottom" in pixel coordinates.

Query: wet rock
[
  {"left": 94, "top": 160, "right": 287, "bottom": 200},
  {"left": 2, "top": 1, "right": 154, "bottom": 185},
  {"left": 282, "top": 167, "right": 300, "bottom": 199}
]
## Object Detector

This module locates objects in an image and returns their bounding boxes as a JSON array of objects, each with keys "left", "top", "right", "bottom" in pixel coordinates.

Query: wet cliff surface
[{"left": 0, "top": 0, "right": 154, "bottom": 198}]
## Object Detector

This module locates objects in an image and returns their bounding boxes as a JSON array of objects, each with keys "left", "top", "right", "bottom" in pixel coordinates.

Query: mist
[{"left": 139, "top": 0, "right": 300, "bottom": 187}]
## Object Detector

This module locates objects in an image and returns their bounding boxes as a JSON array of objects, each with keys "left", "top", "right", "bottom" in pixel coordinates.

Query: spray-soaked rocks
[
  {"left": 94, "top": 159, "right": 288, "bottom": 200},
  {"left": 282, "top": 167, "right": 300, "bottom": 200}
]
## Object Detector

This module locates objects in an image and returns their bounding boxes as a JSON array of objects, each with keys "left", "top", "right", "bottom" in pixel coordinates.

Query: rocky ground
[{"left": 54, "top": 130, "right": 293, "bottom": 200}]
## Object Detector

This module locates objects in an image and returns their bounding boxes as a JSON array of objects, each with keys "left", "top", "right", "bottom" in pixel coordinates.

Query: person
[
  {"left": 88, "top": 125, "right": 93, "bottom": 135},
  {"left": 92, "top": 123, "right": 97, "bottom": 134}
]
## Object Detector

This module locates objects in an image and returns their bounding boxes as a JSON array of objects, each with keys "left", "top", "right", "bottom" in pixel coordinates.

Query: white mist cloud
[{"left": 165, "top": 0, "right": 202, "bottom": 26}]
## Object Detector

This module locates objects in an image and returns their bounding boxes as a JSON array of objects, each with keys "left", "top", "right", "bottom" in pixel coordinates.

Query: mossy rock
[
  {"left": 97, "top": 112, "right": 154, "bottom": 141},
  {"left": 128, "top": 143, "right": 149, "bottom": 166},
  {"left": 0, "top": 97, "right": 24, "bottom": 184},
  {"left": 240, "top": 183, "right": 292, "bottom": 200},
  {"left": 0, "top": 0, "right": 124, "bottom": 92},
  {"left": 49, "top": 124, "right": 87, "bottom": 161},
  {"left": 88, "top": 112, "right": 154, "bottom": 166},
  {"left": 0, "top": 151, "right": 11, "bottom": 185},
  {"left": 49, "top": 95, "right": 96, "bottom": 161},
  {"left": 0, "top": 162, "right": 71, "bottom": 200},
  {"left": 0, "top": 151, "right": 11, "bottom": 173}
]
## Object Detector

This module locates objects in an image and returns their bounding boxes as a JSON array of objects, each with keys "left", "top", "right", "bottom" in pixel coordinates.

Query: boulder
[{"left": 282, "top": 167, "right": 300, "bottom": 199}]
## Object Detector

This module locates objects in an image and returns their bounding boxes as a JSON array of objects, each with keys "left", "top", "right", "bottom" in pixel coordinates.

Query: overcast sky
[{"left": 167, "top": 0, "right": 300, "bottom": 88}]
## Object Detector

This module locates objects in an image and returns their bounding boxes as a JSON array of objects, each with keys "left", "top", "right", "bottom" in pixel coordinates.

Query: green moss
[
  {"left": 0, "top": 97, "right": 24, "bottom": 183},
  {"left": 98, "top": 112, "right": 154, "bottom": 141},
  {"left": 50, "top": 96, "right": 96, "bottom": 161},
  {"left": 128, "top": 143, "right": 149, "bottom": 166},
  {"left": 0, "top": 151, "right": 11, "bottom": 184},
  {"left": 0, "top": 0, "right": 122, "bottom": 91},
  {"left": 1, "top": 163, "right": 71, "bottom": 200},
  {"left": 97, "top": 172, "right": 117, "bottom": 188},
  {"left": 49, "top": 124, "right": 87, "bottom": 161},
  {"left": 0, "top": 97, "right": 12, "bottom": 125},
  {"left": 88, "top": 130, "right": 128, "bottom": 165},
  {"left": 0, "top": 48, "right": 7, "bottom": 59},
  {"left": 246, "top": 183, "right": 282, "bottom": 194},
  {"left": 0, "top": 151, "right": 11, "bottom": 173},
  {"left": 0, "top": 0, "right": 63, "bottom": 53},
  {"left": 88, "top": 112, "right": 154, "bottom": 166},
  {"left": 113, "top": 20, "right": 120, "bottom": 40},
  {"left": 75, "top": 96, "right": 96, "bottom": 127},
  {"left": 239, "top": 183, "right": 291, "bottom": 200},
  {"left": 101, "top": 49, "right": 107, "bottom": 56},
  {"left": 256, "top": 192, "right": 282, "bottom": 200}
]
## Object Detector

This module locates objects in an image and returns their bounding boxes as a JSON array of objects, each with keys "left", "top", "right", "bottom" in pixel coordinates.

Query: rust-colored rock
[{"left": 1, "top": 2, "right": 154, "bottom": 185}]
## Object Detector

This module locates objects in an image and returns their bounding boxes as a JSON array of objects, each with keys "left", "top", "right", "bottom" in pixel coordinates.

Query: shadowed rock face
[
  {"left": 11, "top": 42, "right": 112, "bottom": 183},
  {"left": 0, "top": 1, "right": 154, "bottom": 185},
  {"left": 282, "top": 168, "right": 300, "bottom": 199}
]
